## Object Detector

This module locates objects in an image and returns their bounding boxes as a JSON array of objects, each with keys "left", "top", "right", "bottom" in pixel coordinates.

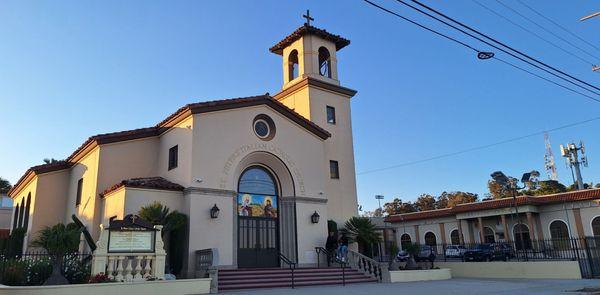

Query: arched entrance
[
  {"left": 237, "top": 166, "right": 280, "bottom": 268},
  {"left": 513, "top": 224, "right": 532, "bottom": 250}
]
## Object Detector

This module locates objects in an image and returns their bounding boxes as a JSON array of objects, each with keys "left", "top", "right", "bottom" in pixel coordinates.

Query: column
[
  {"left": 468, "top": 220, "right": 475, "bottom": 243},
  {"left": 501, "top": 215, "right": 511, "bottom": 242},
  {"left": 573, "top": 208, "right": 585, "bottom": 238},
  {"left": 457, "top": 220, "right": 464, "bottom": 244},
  {"left": 535, "top": 213, "right": 545, "bottom": 240},
  {"left": 439, "top": 223, "right": 446, "bottom": 245},
  {"left": 414, "top": 225, "right": 420, "bottom": 244},
  {"left": 477, "top": 217, "right": 484, "bottom": 243},
  {"left": 526, "top": 212, "right": 536, "bottom": 241}
]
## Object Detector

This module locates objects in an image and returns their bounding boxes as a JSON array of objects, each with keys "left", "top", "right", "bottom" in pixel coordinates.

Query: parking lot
[{"left": 224, "top": 278, "right": 600, "bottom": 294}]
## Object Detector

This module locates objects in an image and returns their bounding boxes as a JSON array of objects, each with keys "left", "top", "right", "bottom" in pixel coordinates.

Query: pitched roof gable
[
  {"left": 269, "top": 24, "right": 350, "bottom": 55},
  {"left": 10, "top": 94, "right": 330, "bottom": 196}
]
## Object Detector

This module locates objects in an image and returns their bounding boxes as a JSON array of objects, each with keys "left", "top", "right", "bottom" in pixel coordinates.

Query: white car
[{"left": 445, "top": 245, "right": 467, "bottom": 258}]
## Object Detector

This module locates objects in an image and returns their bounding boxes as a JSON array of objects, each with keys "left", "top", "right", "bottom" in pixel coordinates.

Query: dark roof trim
[
  {"left": 385, "top": 189, "right": 600, "bottom": 222},
  {"left": 274, "top": 77, "right": 357, "bottom": 100},
  {"left": 157, "top": 94, "right": 331, "bottom": 140},
  {"left": 100, "top": 177, "right": 184, "bottom": 198},
  {"left": 270, "top": 24, "right": 350, "bottom": 55},
  {"left": 11, "top": 95, "right": 330, "bottom": 197},
  {"left": 8, "top": 161, "right": 72, "bottom": 197}
]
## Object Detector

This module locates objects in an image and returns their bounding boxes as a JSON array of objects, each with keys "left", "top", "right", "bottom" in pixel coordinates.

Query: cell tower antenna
[
  {"left": 544, "top": 132, "right": 558, "bottom": 181},
  {"left": 560, "top": 140, "right": 589, "bottom": 190}
]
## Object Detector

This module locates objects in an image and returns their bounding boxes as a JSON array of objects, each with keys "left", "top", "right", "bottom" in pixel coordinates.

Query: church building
[{"left": 7, "top": 21, "right": 359, "bottom": 275}]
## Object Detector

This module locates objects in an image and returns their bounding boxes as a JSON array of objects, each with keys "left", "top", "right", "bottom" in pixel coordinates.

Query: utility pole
[
  {"left": 560, "top": 141, "right": 589, "bottom": 190},
  {"left": 579, "top": 12, "right": 599, "bottom": 72},
  {"left": 580, "top": 12, "right": 599, "bottom": 22}
]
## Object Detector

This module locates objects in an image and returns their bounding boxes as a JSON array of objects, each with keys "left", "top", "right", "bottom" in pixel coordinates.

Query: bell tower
[{"left": 271, "top": 14, "right": 359, "bottom": 224}]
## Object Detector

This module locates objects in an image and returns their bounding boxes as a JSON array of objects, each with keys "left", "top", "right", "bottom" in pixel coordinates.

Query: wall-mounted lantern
[
  {"left": 210, "top": 204, "right": 220, "bottom": 219},
  {"left": 311, "top": 211, "right": 320, "bottom": 224}
]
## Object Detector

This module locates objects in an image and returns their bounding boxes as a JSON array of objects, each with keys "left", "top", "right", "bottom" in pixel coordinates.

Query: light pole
[
  {"left": 375, "top": 195, "right": 385, "bottom": 216},
  {"left": 490, "top": 171, "right": 538, "bottom": 259}
]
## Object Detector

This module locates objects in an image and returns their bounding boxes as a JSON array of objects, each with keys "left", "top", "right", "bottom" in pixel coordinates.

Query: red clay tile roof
[
  {"left": 100, "top": 177, "right": 184, "bottom": 198},
  {"left": 385, "top": 189, "right": 600, "bottom": 223},
  {"left": 10, "top": 94, "right": 331, "bottom": 197},
  {"left": 7, "top": 160, "right": 72, "bottom": 196},
  {"left": 156, "top": 94, "right": 331, "bottom": 139},
  {"left": 269, "top": 24, "right": 350, "bottom": 55}
]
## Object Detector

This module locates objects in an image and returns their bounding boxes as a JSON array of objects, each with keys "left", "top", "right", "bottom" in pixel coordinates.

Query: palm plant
[
  {"left": 138, "top": 202, "right": 187, "bottom": 275},
  {"left": 31, "top": 223, "right": 82, "bottom": 285},
  {"left": 341, "top": 217, "right": 382, "bottom": 257}
]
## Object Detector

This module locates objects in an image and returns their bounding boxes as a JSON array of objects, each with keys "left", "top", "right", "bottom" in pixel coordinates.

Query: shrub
[
  {"left": 25, "top": 257, "right": 52, "bottom": 285},
  {"left": 88, "top": 273, "right": 116, "bottom": 283},
  {"left": 0, "top": 259, "right": 27, "bottom": 285}
]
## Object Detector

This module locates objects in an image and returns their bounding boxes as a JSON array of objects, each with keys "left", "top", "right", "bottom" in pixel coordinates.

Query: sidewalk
[{"left": 221, "top": 278, "right": 600, "bottom": 294}]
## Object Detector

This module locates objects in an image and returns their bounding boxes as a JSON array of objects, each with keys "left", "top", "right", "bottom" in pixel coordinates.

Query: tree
[
  {"left": 529, "top": 180, "right": 567, "bottom": 196},
  {"left": 435, "top": 194, "right": 448, "bottom": 209},
  {"left": 383, "top": 198, "right": 416, "bottom": 215},
  {"left": 341, "top": 217, "right": 382, "bottom": 257},
  {"left": 138, "top": 202, "right": 187, "bottom": 275},
  {"left": 0, "top": 177, "right": 11, "bottom": 193},
  {"left": 487, "top": 172, "right": 518, "bottom": 199},
  {"left": 414, "top": 194, "right": 437, "bottom": 211},
  {"left": 596, "top": 183, "right": 600, "bottom": 189},
  {"left": 441, "top": 191, "right": 479, "bottom": 207},
  {"left": 30, "top": 223, "right": 82, "bottom": 285}
]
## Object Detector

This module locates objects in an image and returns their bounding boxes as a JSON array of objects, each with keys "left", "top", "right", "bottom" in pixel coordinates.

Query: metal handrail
[
  {"left": 315, "top": 247, "right": 347, "bottom": 286},
  {"left": 278, "top": 252, "right": 297, "bottom": 289}
]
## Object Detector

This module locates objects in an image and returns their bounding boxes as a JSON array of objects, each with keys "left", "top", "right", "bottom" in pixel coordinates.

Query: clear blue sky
[{"left": 1, "top": 1, "right": 599, "bottom": 212}]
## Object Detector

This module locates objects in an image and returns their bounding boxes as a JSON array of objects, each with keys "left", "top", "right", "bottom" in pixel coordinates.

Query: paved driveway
[{"left": 221, "top": 279, "right": 600, "bottom": 295}]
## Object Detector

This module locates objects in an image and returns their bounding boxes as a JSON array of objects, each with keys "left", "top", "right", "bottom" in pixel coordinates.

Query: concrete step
[
  {"left": 219, "top": 273, "right": 368, "bottom": 283},
  {"left": 218, "top": 277, "right": 378, "bottom": 291}
]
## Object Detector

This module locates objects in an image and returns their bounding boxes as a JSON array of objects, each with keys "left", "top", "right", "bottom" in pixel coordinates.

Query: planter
[{"left": 389, "top": 268, "right": 451, "bottom": 283}]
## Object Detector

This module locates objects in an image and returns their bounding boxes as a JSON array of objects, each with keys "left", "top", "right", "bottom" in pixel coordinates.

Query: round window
[
  {"left": 254, "top": 119, "right": 270, "bottom": 138},
  {"left": 253, "top": 114, "right": 276, "bottom": 141}
]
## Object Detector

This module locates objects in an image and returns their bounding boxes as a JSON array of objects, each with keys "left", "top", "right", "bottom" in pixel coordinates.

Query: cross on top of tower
[{"left": 303, "top": 9, "right": 314, "bottom": 26}]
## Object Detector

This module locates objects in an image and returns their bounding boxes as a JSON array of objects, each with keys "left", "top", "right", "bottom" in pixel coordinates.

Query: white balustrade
[{"left": 91, "top": 224, "right": 167, "bottom": 282}]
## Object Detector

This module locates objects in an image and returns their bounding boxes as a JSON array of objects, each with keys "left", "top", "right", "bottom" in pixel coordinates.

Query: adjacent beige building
[
  {"left": 8, "top": 23, "right": 359, "bottom": 275},
  {"left": 385, "top": 189, "right": 600, "bottom": 250}
]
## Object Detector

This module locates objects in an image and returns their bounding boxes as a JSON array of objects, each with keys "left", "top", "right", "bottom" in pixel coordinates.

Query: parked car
[
  {"left": 396, "top": 245, "right": 436, "bottom": 262},
  {"left": 445, "top": 245, "right": 467, "bottom": 258},
  {"left": 491, "top": 242, "right": 515, "bottom": 258},
  {"left": 463, "top": 244, "right": 509, "bottom": 262}
]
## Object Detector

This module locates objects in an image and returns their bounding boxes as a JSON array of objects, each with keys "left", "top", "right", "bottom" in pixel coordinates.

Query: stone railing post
[
  {"left": 208, "top": 267, "right": 218, "bottom": 294},
  {"left": 91, "top": 224, "right": 109, "bottom": 276},
  {"left": 153, "top": 225, "right": 166, "bottom": 279}
]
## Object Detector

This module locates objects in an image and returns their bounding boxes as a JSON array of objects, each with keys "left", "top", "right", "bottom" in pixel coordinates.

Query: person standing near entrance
[
  {"left": 325, "top": 232, "right": 338, "bottom": 266},
  {"left": 336, "top": 234, "right": 349, "bottom": 262}
]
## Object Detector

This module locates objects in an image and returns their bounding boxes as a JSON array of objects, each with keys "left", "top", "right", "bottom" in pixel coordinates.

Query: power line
[
  {"left": 495, "top": 0, "right": 600, "bottom": 61},
  {"left": 515, "top": 0, "right": 600, "bottom": 52},
  {"left": 402, "top": 0, "right": 600, "bottom": 95},
  {"left": 470, "top": 0, "right": 595, "bottom": 65},
  {"left": 357, "top": 116, "right": 600, "bottom": 175},
  {"left": 361, "top": 0, "right": 600, "bottom": 103},
  {"left": 492, "top": 56, "right": 600, "bottom": 102}
]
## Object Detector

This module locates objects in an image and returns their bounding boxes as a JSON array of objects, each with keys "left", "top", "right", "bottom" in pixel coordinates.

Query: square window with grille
[
  {"left": 168, "top": 145, "right": 178, "bottom": 170},
  {"left": 330, "top": 160, "right": 339, "bottom": 179}
]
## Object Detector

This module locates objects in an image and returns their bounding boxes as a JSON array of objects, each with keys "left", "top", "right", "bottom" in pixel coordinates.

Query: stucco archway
[{"left": 232, "top": 151, "right": 297, "bottom": 265}]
